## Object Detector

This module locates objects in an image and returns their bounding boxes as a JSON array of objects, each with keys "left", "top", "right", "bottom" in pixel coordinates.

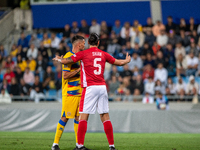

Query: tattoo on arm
[{"left": 61, "top": 57, "right": 74, "bottom": 64}]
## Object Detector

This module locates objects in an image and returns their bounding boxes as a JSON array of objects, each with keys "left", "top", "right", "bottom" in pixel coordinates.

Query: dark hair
[
  {"left": 88, "top": 33, "right": 100, "bottom": 46},
  {"left": 71, "top": 35, "right": 84, "bottom": 44}
]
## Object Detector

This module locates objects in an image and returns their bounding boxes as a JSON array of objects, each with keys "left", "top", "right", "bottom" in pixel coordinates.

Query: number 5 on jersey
[{"left": 94, "top": 58, "right": 101, "bottom": 75}]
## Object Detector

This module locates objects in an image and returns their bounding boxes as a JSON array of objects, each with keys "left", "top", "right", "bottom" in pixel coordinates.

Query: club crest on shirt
[
  {"left": 67, "top": 112, "right": 71, "bottom": 116},
  {"left": 73, "top": 54, "right": 76, "bottom": 57}
]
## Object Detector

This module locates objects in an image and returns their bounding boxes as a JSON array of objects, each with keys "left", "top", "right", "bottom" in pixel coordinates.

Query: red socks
[
  {"left": 77, "top": 120, "right": 87, "bottom": 145},
  {"left": 103, "top": 120, "right": 114, "bottom": 145}
]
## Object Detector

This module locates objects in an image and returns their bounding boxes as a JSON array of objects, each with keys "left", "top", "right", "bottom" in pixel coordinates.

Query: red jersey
[
  {"left": 71, "top": 47, "right": 115, "bottom": 87},
  {"left": 3, "top": 72, "right": 15, "bottom": 84}
]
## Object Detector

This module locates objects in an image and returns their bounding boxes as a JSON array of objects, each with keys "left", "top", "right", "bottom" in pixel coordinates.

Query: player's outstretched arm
[
  {"left": 113, "top": 53, "right": 131, "bottom": 66},
  {"left": 53, "top": 55, "right": 74, "bottom": 65}
]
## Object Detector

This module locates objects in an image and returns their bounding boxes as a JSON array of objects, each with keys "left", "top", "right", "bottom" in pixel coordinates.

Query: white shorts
[{"left": 79, "top": 85, "right": 109, "bottom": 114}]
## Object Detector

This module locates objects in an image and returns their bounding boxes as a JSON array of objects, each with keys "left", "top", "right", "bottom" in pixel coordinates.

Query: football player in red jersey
[{"left": 53, "top": 33, "right": 131, "bottom": 150}]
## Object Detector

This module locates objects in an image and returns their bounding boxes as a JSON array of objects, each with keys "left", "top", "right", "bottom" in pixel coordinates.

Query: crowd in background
[{"left": 1, "top": 16, "right": 200, "bottom": 103}]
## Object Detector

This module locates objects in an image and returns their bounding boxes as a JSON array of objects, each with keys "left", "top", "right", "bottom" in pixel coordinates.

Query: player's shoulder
[{"left": 64, "top": 51, "right": 73, "bottom": 58}]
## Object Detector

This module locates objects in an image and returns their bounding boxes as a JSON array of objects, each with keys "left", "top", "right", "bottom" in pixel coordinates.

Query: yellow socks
[
  {"left": 74, "top": 119, "right": 79, "bottom": 144},
  {"left": 53, "top": 119, "right": 66, "bottom": 144}
]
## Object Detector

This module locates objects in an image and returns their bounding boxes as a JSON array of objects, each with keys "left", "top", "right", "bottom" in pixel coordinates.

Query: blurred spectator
[
  {"left": 154, "top": 79, "right": 166, "bottom": 94},
  {"left": 132, "top": 75, "right": 144, "bottom": 100},
  {"left": 122, "top": 89, "right": 132, "bottom": 102},
  {"left": 18, "top": 32, "right": 29, "bottom": 48},
  {"left": 63, "top": 24, "right": 71, "bottom": 39},
  {"left": 27, "top": 43, "right": 38, "bottom": 59},
  {"left": 142, "top": 64, "right": 154, "bottom": 81},
  {"left": 110, "top": 66, "right": 120, "bottom": 79},
  {"left": 109, "top": 75, "right": 120, "bottom": 96},
  {"left": 132, "top": 43, "right": 141, "bottom": 55},
  {"left": 55, "top": 65, "right": 62, "bottom": 90},
  {"left": 197, "top": 24, "right": 200, "bottom": 35},
  {"left": 154, "top": 63, "right": 168, "bottom": 84},
  {"left": 190, "top": 30, "right": 199, "bottom": 44},
  {"left": 36, "top": 55, "right": 47, "bottom": 81},
  {"left": 79, "top": 20, "right": 89, "bottom": 35},
  {"left": 14, "top": 67, "right": 23, "bottom": 84},
  {"left": 120, "top": 22, "right": 135, "bottom": 39},
  {"left": 99, "top": 33, "right": 108, "bottom": 51},
  {"left": 100, "top": 21, "right": 109, "bottom": 35},
  {"left": 143, "top": 53, "right": 155, "bottom": 68},
  {"left": 141, "top": 42, "right": 154, "bottom": 60},
  {"left": 3, "top": 67, "right": 15, "bottom": 84},
  {"left": 168, "top": 29, "right": 180, "bottom": 47},
  {"left": 125, "top": 41, "right": 134, "bottom": 55},
  {"left": 119, "top": 30, "right": 131, "bottom": 46},
  {"left": 89, "top": 19, "right": 100, "bottom": 35},
  {"left": 179, "top": 29, "right": 190, "bottom": 47},
  {"left": 176, "top": 54, "right": 187, "bottom": 76},
  {"left": 175, "top": 42, "right": 186, "bottom": 59},
  {"left": 26, "top": 58, "right": 36, "bottom": 72},
  {"left": 112, "top": 20, "right": 122, "bottom": 36},
  {"left": 176, "top": 77, "right": 186, "bottom": 101},
  {"left": 29, "top": 34, "right": 40, "bottom": 48},
  {"left": 57, "top": 41, "right": 67, "bottom": 56},
  {"left": 166, "top": 77, "right": 176, "bottom": 95},
  {"left": 16, "top": 45, "right": 26, "bottom": 60},
  {"left": 107, "top": 32, "right": 121, "bottom": 56},
  {"left": 38, "top": 42, "right": 49, "bottom": 62},
  {"left": 132, "top": 20, "right": 142, "bottom": 32},
  {"left": 4, "top": 55, "right": 15, "bottom": 70},
  {"left": 144, "top": 76, "right": 155, "bottom": 95},
  {"left": 9, "top": 78, "right": 20, "bottom": 100},
  {"left": 145, "top": 28, "right": 155, "bottom": 47},
  {"left": 165, "top": 16, "right": 177, "bottom": 33},
  {"left": 164, "top": 43, "right": 175, "bottom": 65},
  {"left": 43, "top": 66, "right": 55, "bottom": 90},
  {"left": 178, "top": 18, "right": 187, "bottom": 32},
  {"left": 23, "top": 67, "right": 35, "bottom": 85},
  {"left": 10, "top": 44, "right": 18, "bottom": 58},
  {"left": 51, "top": 32, "right": 61, "bottom": 49},
  {"left": 0, "top": 45, "right": 8, "bottom": 58},
  {"left": 116, "top": 84, "right": 126, "bottom": 101},
  {"left": 42, "top": 33, "right": 51, "bottom": 48},
  {"left": 0, "top": 55, "right": 5, "bottom": 73},
  {"left": 156, "top": 92, "right": 169, "bottom": 110},
  {"left": 155, "top": 51, "right": 167, "bottom": 68},
  {"left": 120, "top": 64, "right": 132, "bottom": 79},
  {"left": 186, "top": 40, "right": 199, "bottom": 56},
  {"left": 0, "top": 88, "right": 11, "bottom": 103},
  {"left": 186, "top": 75, "right": 198, "bottom": 96},
  {"left": 71, "top": 21, "right": 79, "bottom": 34},
  {"left": 196, "top": 53, "right": 200, "bottom": 76},
  {"left": 186, "top": 17, "right": 197, "bottom": 34},
  {"left": 128, "top": 52, "right": 143, "bottom": 71},
  {"left": 142, "top": 92, "right": 154, "bottom": 104},
  {"left": 0, "top": 79, "right": 10, "bottom": 93},
  {"left": 17, "top": 55, "right": 26, "bottom": 72},
  {"left": 156, "top": 30, "right": 168, "bottom": 47},
  {"left": 152, "top": 41, "right": 161, "bottom": 56},
  {"left": 186, "top": 51, "right": 198, "bottom": 76},
  {"left": 143, "top": 17, "right": 154, "bottom": 33},
  {"left": 131, "top": 28, "right": 145, "bottom": 48},
  {"left": 30, "top": 76, "right": 45, "bottom": 103},
  {"left": 19, "top": 78, "right": 31, "bottom": 96},
  {"left": 152, "top": 20, "right": 165, "bottom": 37}
]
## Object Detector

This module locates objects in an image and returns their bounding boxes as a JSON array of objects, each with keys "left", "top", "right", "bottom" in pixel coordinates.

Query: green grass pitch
[{"left": 0, "top": 132, "right": 200, "bottom": 150}]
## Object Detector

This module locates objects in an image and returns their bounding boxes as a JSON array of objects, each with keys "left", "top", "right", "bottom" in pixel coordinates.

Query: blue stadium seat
[
  {"left": 46, "top": 89, "right": 57, "bottom": 101},
  {"left": 26, "top": 34, "right": 32, "bottom": 42},
  {"left": 117, "top": 66, "right": 124, "bottom": 72},
  {"left": 195, "top": 77, "right": 200, "bottom": 84},
  {"left": 172, "top": 76, "right": 178, "bottom": 84},
  {"left": 0, "top": 73, "right": 4, "bottom": 81},
  {"left": 37, "top": 33, "right": 43, "bottom": 40},
  {"left": 56, "top": 33, "right": 63, "bottom": 39},
  {"left": 182, "top": 77, "right": 189, "bottom": 83}
]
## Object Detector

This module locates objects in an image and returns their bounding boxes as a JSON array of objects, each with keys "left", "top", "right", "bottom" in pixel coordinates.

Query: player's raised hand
[{"left": 125, "top": 53, "right": 131, "bottom": 63}]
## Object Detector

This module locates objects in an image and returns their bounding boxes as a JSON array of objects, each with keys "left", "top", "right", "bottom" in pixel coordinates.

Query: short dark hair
[
  {"left": 71, "top": 35, "right": 84, "bottom": 44},
  {"left": 88, "top": 33, "right": 100, "bottom": 46}
]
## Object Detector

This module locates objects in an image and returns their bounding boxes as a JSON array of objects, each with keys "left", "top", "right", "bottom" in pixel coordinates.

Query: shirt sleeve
[
  {"left": 104, "top": 52, "right": 115, "bottom": 64},
  {"left": 71, "top": 51, "right": 84, "bottom": 63}
]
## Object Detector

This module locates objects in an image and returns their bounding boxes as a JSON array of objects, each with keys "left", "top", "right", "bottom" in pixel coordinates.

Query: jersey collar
[{"left": 70, "top": 51, "right": 75, "bottom": 54}]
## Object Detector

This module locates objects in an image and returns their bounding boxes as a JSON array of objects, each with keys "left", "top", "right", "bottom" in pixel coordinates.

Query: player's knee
[
  {"left": 100, "top": 113, "right": 110, "bottom": 123},
  {"left": 61, "top": 116, "right": 68, "bottom": 122}
]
